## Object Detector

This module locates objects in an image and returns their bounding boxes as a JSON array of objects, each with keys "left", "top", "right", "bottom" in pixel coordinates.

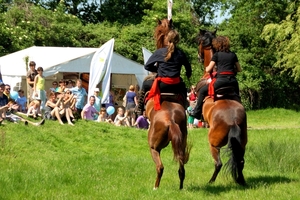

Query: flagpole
[
  {"left": 0, "top": 65, "right": 2, "bottom": 82},
  {"left": 168, "top": 0, "right": 173, "bottom": 20}
]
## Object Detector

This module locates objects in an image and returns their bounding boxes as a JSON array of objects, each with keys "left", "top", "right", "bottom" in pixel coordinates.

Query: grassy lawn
[{"left": 0, "top": 108, "right": 299, "bottom": 199}]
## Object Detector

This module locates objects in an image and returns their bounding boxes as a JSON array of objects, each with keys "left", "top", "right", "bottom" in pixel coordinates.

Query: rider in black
[
  {"left": 189, "top": 36, "right": 242, "bottom": 120},
  {"left": 136, "top": 30, "right": 192, "bottom": 114}
]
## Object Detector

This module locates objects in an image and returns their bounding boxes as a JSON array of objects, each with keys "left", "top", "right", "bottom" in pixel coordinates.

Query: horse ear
[
  {"left": 157, "top": 19, "right": 162, "bottom": 25},
  {"left": 200, "top": 29, "right": 206, "bottom": 35},
  {"left": 212, "top": 30, "right": 217, "bottom": 36},
  {"left": 168, "top": 18, "right": 173, "bottom": 27}
]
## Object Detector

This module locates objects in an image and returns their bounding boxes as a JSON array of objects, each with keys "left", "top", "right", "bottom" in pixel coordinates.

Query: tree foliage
[
  {"left": 1, "top": 0, "right": 300, "bottom": 110},
  {"left": 261, "top": 1, "right": 300, "bottom": 81},
  {"left": 215, "top": 0, "right": 300, "bottom": 109}
]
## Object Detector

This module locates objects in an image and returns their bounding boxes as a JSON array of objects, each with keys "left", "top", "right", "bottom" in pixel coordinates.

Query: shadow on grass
[
  {"left": 187, "top": 175, "right": 295, "bottom": 194},
  {"left": 246, "top": 175, "right": 295, "bottom": 186}
]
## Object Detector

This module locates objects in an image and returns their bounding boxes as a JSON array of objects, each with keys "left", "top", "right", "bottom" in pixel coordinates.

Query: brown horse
[
  {"left": 195, "top": 30, "right": 248, "bottom": 185},
  {"left": 146, "top": 19, "right": 190, "bottom": 190}
]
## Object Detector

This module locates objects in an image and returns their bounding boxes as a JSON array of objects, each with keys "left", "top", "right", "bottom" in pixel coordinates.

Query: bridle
[
  {"left": 198, "top": 33, "right": 215, "bottom": 66},
  {"left": 198, "top": 42, "right": 213, "bottom": 63}
]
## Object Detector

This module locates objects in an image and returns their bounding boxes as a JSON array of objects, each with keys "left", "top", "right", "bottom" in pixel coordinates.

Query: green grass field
[{"left": 0, "top": 108, "right": 299, "bottom": 199}]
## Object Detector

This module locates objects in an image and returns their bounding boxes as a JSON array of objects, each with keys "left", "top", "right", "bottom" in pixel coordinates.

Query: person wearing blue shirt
[{"left": 71, "top": 79, "right": 87, "bottom": 117}]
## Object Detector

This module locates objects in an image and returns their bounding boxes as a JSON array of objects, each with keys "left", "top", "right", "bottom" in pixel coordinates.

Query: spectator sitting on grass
[
  {"left": 113, "top": 106, "right": 130, "bottom": 127},
  {"left": 81, "top": 96, "right": 99, "bottom": 121}
]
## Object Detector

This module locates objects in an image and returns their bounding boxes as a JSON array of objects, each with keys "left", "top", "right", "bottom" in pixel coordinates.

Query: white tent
[{"left": 0, "top": 46, "right": 148, "bottom": 89}]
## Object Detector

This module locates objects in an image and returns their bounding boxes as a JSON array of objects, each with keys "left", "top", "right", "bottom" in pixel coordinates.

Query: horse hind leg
[
  {"left": 150, "top": 148, "right": 164, "bottom": 190},
  {"left": 178, "top": 163, "right": 185, "bottom": 189},
  {"left": 227, "top": 125, "right": 246, "bottom": 186},
  {"left": 236, "top": 158, "right": 246, "bottom": 186},
  {"left": 209, "top": 145, "right": 222, "bottom": 183}
]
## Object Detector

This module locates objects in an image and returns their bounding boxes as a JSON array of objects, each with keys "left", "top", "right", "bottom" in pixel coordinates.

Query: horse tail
[
  {"left": 169, "top": 121, "right": 191, "bottom": 165},
  {"left": 224, "top": 123, "right": 245, "bottom": 183}
]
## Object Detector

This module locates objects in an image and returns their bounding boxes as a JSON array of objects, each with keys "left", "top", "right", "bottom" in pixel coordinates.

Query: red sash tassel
[
  {"left": 208, "top": 71, "right": 235, "bottom": 98},
  {"left": 146, "top": 77, "right": 180, "bottom": 110}
]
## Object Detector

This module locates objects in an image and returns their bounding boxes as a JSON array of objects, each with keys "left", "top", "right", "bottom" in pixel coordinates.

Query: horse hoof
[{"left": 153, "top": 187, "right": 158, "bottom": 190}]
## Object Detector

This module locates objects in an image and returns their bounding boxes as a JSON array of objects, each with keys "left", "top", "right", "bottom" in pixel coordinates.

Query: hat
[{"left": 94, "top": 88, "right": 100, "bottom": 92}]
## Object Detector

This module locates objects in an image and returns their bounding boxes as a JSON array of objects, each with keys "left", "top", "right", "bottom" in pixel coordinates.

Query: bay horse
[
  {"left": 146, "top": 18, "right": 191, "bottom": 190},
  {"left": 195, "top": 29, "right": 248, "bottom": 185}
]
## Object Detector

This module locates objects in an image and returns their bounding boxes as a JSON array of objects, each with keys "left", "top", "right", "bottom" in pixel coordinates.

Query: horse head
[
  {"left": 196, "top": 29, "right": 217, "bottom": 64},
  {"left": 196, "top": 29, "right": 217, "bottom": 80},
  {"left": 154, "top": 18, "right": 173, "bottom": 49}
]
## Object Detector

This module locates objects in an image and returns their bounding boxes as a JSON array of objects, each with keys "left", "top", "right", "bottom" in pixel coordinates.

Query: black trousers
[
  {"left": 193, "top": 76, "right": 239, "bottom": 116},
  {"left": 214, "top": 75, "right": 240, "bottom": 96}
]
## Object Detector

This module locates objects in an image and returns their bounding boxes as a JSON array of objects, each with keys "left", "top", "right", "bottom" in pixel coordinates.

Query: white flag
[
  {"left": 142, "top": 47, "right": 153, "bottom": 65},
  {"left": 88, "top": 38, "right": 115, "bottom": 103}
]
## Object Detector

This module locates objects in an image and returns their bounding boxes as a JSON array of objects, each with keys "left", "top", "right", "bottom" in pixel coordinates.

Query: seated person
[
  {"left": 45, "top": 91, "right": 66, "bottom": 125},
  {"left": 97, "top": 107, "right": 112, "bottom": 123},
  {"left": 81, "top": 96, "right": 99, "bottom": 121},
  {"left": 16, "top": 89, "right": 27, "bottom": 113},
  {"left": 62, "top": 90, "right": 75, "bottom": 120},
  {"left": 27, "top": 100, "right": 40, "bottom": 119},
  {"left": 136, "top": 30, "right": 192, "bottom": 114},
  {"left": 133, "top": 111, "right": 149, "bottom": 129},
  {"left": 113, "top": 107, "right": 130, "bottom": 127}
]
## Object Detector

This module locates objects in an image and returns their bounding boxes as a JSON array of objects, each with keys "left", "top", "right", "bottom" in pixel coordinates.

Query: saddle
[
  {"left": 144, "top": 92, "right": 187, "bottom": 109},
  {"left": 213, "top": 86, "right": 241, "bottom": 102}
]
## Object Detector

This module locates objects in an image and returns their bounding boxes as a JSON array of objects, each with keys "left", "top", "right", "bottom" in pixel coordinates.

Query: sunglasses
[
  {"left": 6, "top": 88, "right": 11, "bottom": 90},
  {"left": 53, "top": 83, "right": 57, "bottom": 85}
]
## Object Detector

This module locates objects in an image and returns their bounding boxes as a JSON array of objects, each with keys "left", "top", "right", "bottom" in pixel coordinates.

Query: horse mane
[{"left": 154, "top": 18, "right": 173, "bottom": 49}]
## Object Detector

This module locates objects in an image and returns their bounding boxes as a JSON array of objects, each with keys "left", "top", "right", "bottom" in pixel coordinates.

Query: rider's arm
[
  {"left": 181, "top": 51, "right": 192, "bottom": 78},
  {"left": 235, "top": 62, "right": 242, "bottom": 72},
  {"left": 205, "top": 61, "right": 216, "bottom": 73},
  {"left": 144, "top": 50, "right": 164, "bottom": 72}
]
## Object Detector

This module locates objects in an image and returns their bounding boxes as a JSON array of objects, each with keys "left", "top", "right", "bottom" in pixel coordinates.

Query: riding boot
[
  {"left": 188, "top": 95, "right": 204, "bottom": 120},
  {"left": 136, "top": 90, "right": 145, "bottom": 116}
]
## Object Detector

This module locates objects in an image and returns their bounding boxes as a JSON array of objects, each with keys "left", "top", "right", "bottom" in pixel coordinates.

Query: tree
[
  {"left": 215, "top": 0, "right": 297, "bottom": 109},
  {"left": 99, "top": 0, "right": 151, "bottom": 25},
  {"left": 261, "top": 1, "right": 300, "bottom": 81}
]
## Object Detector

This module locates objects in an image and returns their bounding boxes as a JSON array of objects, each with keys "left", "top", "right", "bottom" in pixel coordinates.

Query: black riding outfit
[
  {"left": 144, "top": 47, "right": 191, "bottom": 92},
  {"left": 136, "top": 47, "right": 192, "bottom": 114},
  {"left": 189, "top": 51, "right": 240, "bottom": 120}
]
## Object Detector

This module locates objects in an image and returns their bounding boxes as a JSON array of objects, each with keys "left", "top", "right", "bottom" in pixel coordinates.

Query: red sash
[
  {"left": 208, "top": 71, "right": 234, "bottom": 98},
  {"left": 146, "top": 77, "right": 180, "bottom": 110}
]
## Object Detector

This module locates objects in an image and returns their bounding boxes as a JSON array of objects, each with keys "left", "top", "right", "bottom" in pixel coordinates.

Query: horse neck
[
  {"left": 201, "top": 47, "right": 214, "bottom": 78},
  {"left": 203, "top": 47, "right": 213, "bottom": 67}
]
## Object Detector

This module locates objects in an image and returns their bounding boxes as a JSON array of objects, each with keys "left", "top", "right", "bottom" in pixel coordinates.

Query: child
[
  {"left": 113, "top": 107, "right": 130, "bottom": 127},
  {"left": 27, "top": 100, "right": 40, "bottom": 119},
  {"left": 133, "top": 111, "right": 149, "bottom": 129},
  {"left": 16, "top": 89, "right": 27, "bottom": 113},
  {"left": 187, "top": 106, "right": 195, "bottom": 129},
  {"left": 97, "top": 107, "right": 113, "bottom": 123}
]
